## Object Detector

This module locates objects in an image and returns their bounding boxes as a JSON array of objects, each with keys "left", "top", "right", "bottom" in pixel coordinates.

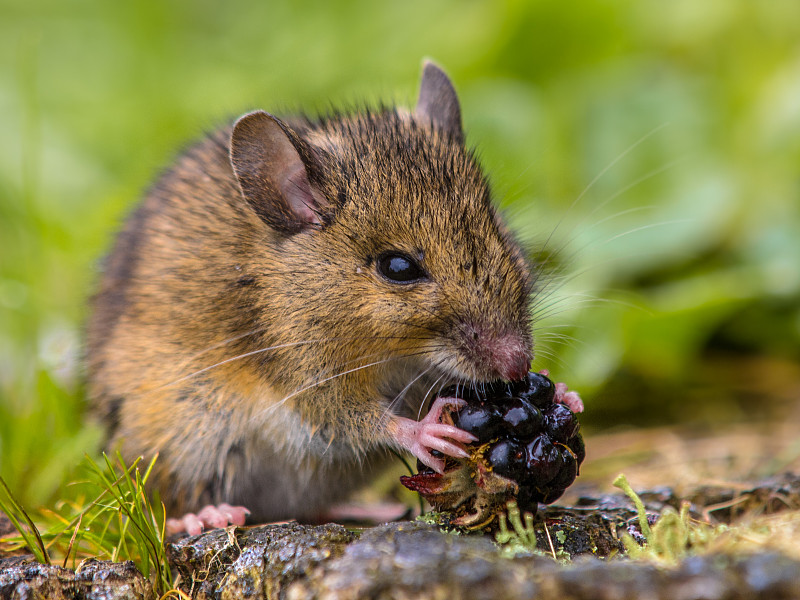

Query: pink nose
[{"left": 487, "top": 333, "right": 530, "bottom": 381}]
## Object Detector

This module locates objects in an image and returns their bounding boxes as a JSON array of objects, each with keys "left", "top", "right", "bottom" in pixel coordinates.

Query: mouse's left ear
[
  {"left": 415, "top": 60, "right": 463, "bottom": 144},
  {"left": 230, "top": 110, "right": 331, "bottom": 234}
]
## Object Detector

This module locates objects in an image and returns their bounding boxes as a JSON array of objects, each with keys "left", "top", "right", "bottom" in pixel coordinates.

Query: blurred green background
[{"left": 1, "top": 0, "right": 799, "bottom": 508}]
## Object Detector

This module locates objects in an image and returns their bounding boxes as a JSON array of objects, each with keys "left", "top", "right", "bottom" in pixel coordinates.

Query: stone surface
[
  {"left": 167, "top": 521, "right": 356, "bottom": 599},
  {"left": 286, "top": 521, "right": 544, "bottom": 600},
  {"left": 285, "top": 523, "right": 800, "bottom": 600},
  {"left": 536, "top": 552, "right": 800, "bottom": 600},
  {"left": 0, "top": 557, "right": 154, "bottom": 600},
  {"left": 165, "top": 519, "right": 800, "bottom": 600},
  {"left": 5, "top": 476, "right": 800, "bottom": 599}
]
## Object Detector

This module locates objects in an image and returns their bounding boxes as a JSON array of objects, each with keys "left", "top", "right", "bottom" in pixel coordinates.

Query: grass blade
[{"left": 0, "top": 474, "right": 51, "bottom": 564}]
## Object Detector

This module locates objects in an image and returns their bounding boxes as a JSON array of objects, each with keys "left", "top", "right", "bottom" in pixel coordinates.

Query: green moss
[
  {"left": 494, "top": 501, "right": 539, "bottom": 557},
  {"left": 614, "top": 473, "right": 729, "bottom": 564}
]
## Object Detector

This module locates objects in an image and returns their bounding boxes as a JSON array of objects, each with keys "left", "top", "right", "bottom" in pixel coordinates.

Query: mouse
[{"left": 86, "top": 61, "right": 581, "bottom": 535}]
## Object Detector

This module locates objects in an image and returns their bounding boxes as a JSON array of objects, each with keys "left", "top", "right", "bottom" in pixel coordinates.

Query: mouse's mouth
[
  {"left": 434, "top": 357, "right": 530, "bottom": 390},
  {"left": 428, "top": 337, "right": 532, "bottom": 385},
  {"left": 404, "top": 352, "right": 531, "bottom": 416},
  {"left": 430, "top": 377, "right": 524, "bottom": 404},
  {"left": 420, "top": 372, "right": 522, "bottom": 415}
]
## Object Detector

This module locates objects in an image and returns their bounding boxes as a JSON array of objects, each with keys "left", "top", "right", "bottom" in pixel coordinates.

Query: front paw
[{"left": 389, "top": 397, "right": 477, "bottom": 473}]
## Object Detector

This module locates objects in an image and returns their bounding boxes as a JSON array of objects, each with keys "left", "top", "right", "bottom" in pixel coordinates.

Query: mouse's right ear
[
  {"left": 416, "top": 60, "right": 463, "bottom": 145},
  {"left": 230, "top": 110, "right": 329, "bottom": 234}
]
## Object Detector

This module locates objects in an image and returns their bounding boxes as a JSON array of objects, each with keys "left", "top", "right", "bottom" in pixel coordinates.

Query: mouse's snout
[
  {"left": 490, "top": 332, "right": 531, "bottom": 381},
  {"left": 458, "top": 322, "right": 531, "bottom": 382}
]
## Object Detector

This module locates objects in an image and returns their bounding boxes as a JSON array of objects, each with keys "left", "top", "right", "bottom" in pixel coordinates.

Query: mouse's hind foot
[{"left": 166, "top": 503, "right": 250, "bottom": 536}]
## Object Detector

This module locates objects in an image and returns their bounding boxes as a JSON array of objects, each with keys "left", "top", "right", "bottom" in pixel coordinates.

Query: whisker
[
  {"left": 531, "top": 306, "right": 582, "bottom": 326},
  {"left": 529, "top": 293, "right": 576, "bottom": 319},
  {"left": 588, "top": 205, "right": 655, "bottom": 228},
  {"left": 531, "top": 347, "right": 569, "bottom": 371},
  {"left": 570, "top": 122, "right": 671, "bottom": 213},
  {"left": 535, "top": 332, "right": 582, "bottom": 345},
  {"left": 532, "top": 122, "right": 671, "bottom": 263},
  {"left": 588, "top": 157, "right": 686, "bottom": 217},
  {"left": 382, "top": 364, "right": 436, "bottom": 421},
  {"left": 156, "top": 339, "right": 328, "bottom": 390},
  {"left": 267, "top": 350, "right": 438, "bottom": 415},
  {"left": 183, "top": 326, "right": 271, "bottom": 360},
  {"left": 309, "top": 344, "right": 431, "bottom": 383},
  {"left": 565, "top": 292, "right": 651, "bottom": 313},
  {"left": 417, "top": 371, "right": 449, "bottom": 421},
  {"left": 160, "top": 329, "right": 452, "bottom": 390},
  {"left": 531, "top": 297, "right": 604, "bottom": 323},
  {"left": 602, "top": 219, "right": 693, "bottom": 245}
]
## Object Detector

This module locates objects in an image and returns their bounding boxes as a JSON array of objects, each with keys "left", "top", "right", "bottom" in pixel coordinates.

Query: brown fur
[{"left": 87, "top": 64, "right": 533, "bottom": 521}]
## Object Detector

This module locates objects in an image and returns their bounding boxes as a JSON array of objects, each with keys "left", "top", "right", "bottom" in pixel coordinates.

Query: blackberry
[
  {"left": 524, "top": 434, "right": 563, "bottom": 487},
  {"left": 569, "top": 433, "right": 586, "bottom": 465},
  {"left": 486, "top": 439, "right": 527, "bottom": 481},
  {"left": 400, "top": 371, "right": 584, "bottom": 528},
  {"left": 453, "top": 402, "right": 504, "bottom": 439},
  {"left": 543, "top": 403, "right": 579, "bottom": 442},
  {"left": 499, "top": 398, "right": 542, "bottom": 439},
  {"left": 517, "top": 371, "right": 556, "bottom": 408}
]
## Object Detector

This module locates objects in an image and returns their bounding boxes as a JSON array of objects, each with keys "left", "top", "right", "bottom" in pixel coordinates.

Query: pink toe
[
  {"left": 425, "top": 423, "right": 476, "bottom": 443},
  {"left": 426, "top": 396, "right": 466, "bottom": 421},
  {"left": 166, "top": 518, "right": 183, "bottom": 536},
  {"left": 198, "top": 505, "right": 227, "bottom": 529},
  {"left": 562, "top": 391, "right": 584, "bottom": 413},
  {"left": 166, "top": 504, "right": 251, "bottom": 536},
  {"left": 416, "top": 451, "right": 445, "bottom": 474},
  {"left": 183, "top": 513, "right": 204, "bottom": 536},
  {"left": 219, "top": 503, "right": 250, "bottom": 526},
  {"left": 420, "top": 435, "right": 469, "bottom": 459}
]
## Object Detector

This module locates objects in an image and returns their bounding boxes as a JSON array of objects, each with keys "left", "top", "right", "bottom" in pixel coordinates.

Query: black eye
[{"left": 377, "top": 252, "right": 426, "bottom": 283}]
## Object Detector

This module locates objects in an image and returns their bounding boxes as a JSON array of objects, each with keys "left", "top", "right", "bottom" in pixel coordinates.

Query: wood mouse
[{"left": 86, "top": 61, "right": 580, "bottom": 534}]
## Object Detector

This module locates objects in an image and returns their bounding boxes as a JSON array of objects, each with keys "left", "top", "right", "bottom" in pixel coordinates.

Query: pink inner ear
[
  {"left": 282, "top": 166, "right": 321, "bottom": 226},
  {"left": 230, "top": 110, "right": 328, "bottom": 232}
]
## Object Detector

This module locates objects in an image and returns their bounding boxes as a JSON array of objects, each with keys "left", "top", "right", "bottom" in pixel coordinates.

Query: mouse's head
[{"left": 230, "top": 62, "right": 533, "bottom": 393}]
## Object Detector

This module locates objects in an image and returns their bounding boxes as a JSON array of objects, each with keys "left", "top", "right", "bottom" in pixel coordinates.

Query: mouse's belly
[
  {"left": 225, "top": 447, "right": 391, "bottom": 522},
  {"left": 119, "top": 380, "right": 400, "bottom": 521}
]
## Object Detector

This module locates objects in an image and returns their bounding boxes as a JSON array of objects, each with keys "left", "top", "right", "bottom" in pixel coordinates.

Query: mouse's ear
[
  {"left": 230, "top": 110, "right": 329, "bottom": 233},
  {"left": 415, "top": 60, "right": 463, "bottom": 144}
]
